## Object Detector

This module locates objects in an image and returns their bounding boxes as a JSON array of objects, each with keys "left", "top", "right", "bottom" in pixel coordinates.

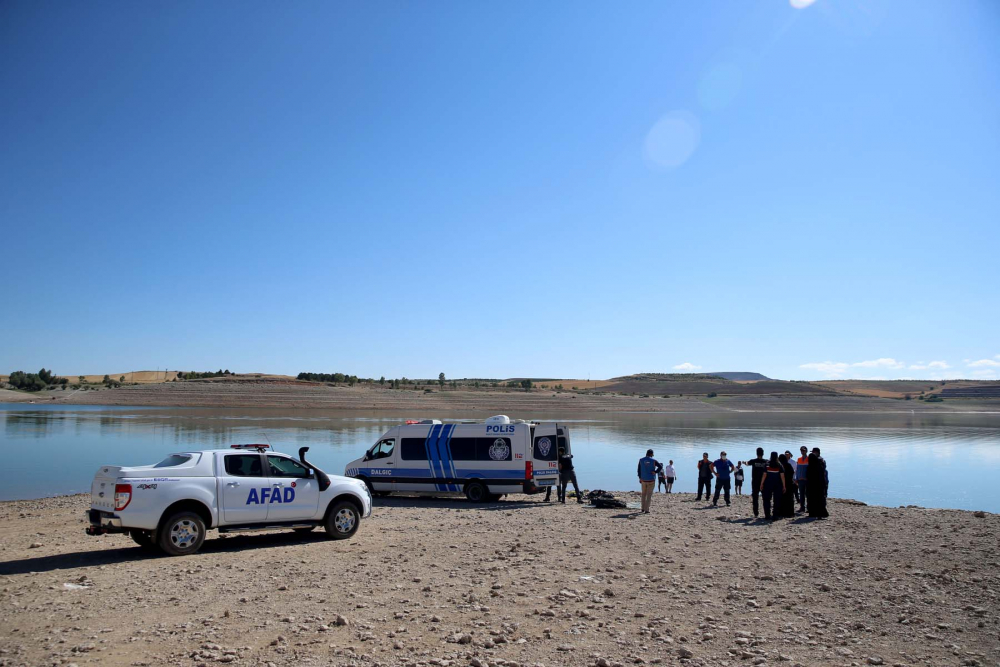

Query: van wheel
[
  {"left": 465, "top": 482, "right": 487, "bottom": 503},
  {"left": 130, "top": 530, "right": 156, "bottom": 549},
  {"left": 158, "top": 511, "right": 206, "bottom": 556},
  {"left": 325, "top": 501, "right": 360, "bottom": 540}
]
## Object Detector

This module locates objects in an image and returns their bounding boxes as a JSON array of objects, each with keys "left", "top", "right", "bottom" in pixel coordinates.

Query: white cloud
[
  {"left": 799, "top": 361, "right": 850, "bottom": 376},
  {"left": 970, "top": 369, "right": 998, "bottom": 379},
  {"left": 968, "top": 358, "right": 1000, "bottom": 368},
  {"left": 673, "top": 362, "right": 702, "bottom": 371},
  {"left": 909, "top": 361, "right": 950, "bottom": 370},
  {"left": 852, "top": 358, "right": 905, "bottom": 369}
]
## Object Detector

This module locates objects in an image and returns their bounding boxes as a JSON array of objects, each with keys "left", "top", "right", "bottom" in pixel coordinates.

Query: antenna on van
[{"left": 260, "top": 431, "right": 272, "bottom": 447}]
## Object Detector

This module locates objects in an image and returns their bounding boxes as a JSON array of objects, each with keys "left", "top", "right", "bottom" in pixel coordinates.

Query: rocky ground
[{"left": 1, "top": 493, "right": 998, "bottom": 667}]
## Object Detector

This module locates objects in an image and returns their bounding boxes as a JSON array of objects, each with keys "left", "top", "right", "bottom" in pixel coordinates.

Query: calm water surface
[{"left": 2, "top": 404, "right": 998, "bottom": 512}]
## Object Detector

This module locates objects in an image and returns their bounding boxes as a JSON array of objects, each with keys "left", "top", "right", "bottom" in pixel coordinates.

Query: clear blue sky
[{"left": 2, "top": 1, "right": 998, "bottom": 382}]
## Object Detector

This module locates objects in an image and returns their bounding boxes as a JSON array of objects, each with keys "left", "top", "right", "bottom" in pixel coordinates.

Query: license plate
[{"left": 538, "top": 479, "right": 555, "bottom": 486}]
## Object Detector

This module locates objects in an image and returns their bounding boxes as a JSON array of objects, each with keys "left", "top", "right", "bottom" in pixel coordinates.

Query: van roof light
[{"left": 230, "top": 444, "right": 270, "bottom": 451}]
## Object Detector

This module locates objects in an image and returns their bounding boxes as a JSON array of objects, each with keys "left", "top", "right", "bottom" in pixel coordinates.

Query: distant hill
[
  {"left": 596, "top": 373, "right": 836, "bottom": 397},
  {"left": 706, "top": 372, "right": 770, "bottom": 381}
]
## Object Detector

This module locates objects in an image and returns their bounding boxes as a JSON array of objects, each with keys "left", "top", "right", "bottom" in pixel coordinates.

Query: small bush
[{"left": 707, "top": 392, "right": 718, "bottom": 398}]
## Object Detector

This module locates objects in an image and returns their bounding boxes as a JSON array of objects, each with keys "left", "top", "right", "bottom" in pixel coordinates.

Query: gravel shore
[
  {"left": 4, "top": 383, "right": 997, "bottom": 413},
  {"left": 1, "top": 493, "right": 998, "bottom": 667}
]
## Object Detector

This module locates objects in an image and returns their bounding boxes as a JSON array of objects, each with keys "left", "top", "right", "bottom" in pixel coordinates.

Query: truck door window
[
  {"left": 267, "top": 455, "right": 310, "bottom": 478},
  {"left": 224, "top": 454, "right": 264, "bottom": 477}
]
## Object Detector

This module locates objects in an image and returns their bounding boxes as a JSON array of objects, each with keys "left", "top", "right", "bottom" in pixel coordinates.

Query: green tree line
[{"left": 7, "top": 369, "right": 69, "bottom": 392}]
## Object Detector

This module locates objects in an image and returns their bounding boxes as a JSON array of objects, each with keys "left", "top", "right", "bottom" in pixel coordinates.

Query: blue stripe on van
[
  {"left": 438, "top": 424, "right": 454, "bottom": 491},
  {"left": 424, "top": 424, "right": 441, "bottom": 491},
  {"left": 442, "top": 424, "right": 458, "bottom": 492}
]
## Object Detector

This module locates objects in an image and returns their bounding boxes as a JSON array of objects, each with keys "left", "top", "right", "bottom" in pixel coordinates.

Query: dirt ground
[{"left": 1, "top": 493, "right": 998, "bottom": 667}]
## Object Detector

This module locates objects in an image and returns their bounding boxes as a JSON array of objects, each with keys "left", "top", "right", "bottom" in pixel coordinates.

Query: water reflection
[{"left": 1, "top": 405, "right": 998, "bottom": 511}]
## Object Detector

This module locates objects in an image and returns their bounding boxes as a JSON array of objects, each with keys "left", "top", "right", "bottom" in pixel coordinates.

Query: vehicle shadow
[
  {"left": 0, "top": 530, "right": 331, "bottom": 576},
  {"left": 376, "top": 496, "right": 550, "bottom": 511}
]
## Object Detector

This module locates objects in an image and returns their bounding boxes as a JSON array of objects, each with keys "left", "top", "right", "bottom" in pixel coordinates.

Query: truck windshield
[{"left": 154, "top": 454, "right": 193, "bottom": 468}]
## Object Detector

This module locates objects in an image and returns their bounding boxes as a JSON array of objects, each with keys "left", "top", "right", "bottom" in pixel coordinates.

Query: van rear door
[{"left": 531, "top": 423, "right": 560, "bottom": 488}]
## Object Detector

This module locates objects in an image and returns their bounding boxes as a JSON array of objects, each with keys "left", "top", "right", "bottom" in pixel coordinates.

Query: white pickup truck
[{"left": 86, "top": 445, "right": 372, "bottom": 556}]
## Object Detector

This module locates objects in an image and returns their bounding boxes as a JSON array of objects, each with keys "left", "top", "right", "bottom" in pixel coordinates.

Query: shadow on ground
[{"left": 0, "top": 530, "right": 336, "bottom": 576}]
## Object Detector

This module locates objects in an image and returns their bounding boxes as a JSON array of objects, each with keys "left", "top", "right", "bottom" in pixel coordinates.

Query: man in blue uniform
[
  {"left": 712, "top": 451, "right": 735, "bottom": 507},
  {"left": 637, "top": 449, "right": 659, "bottom": 514}
]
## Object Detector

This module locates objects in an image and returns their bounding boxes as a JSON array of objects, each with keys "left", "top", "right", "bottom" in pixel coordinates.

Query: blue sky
[{"left": 2, "top": 0, "right": 998, "bottom": 382}]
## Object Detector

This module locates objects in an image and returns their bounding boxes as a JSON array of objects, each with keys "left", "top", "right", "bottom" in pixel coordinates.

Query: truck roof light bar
[{"left": 230, "top": 444, "right": 270, "bottom": 451}]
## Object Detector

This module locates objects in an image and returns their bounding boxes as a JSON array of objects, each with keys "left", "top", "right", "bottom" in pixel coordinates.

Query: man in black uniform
[
  {"left": 742, "top": 447, "right": 768, "bottom": 518},
  {"left": 545, "top": 447, "right": 583, "bottom": 503}
]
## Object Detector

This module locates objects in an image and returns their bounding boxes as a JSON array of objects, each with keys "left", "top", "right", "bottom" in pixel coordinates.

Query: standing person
[
  {"left": 795, "top": 446, "right": 809, "bottom": 512},
  {"left": 664, "top": 460, "right": 676, "bottom": 494},
  {"left": 637, "top": 449, "right": 659, "bottom": 514},
  {"left": 657, "top": 460, "right": 668, "bottom": 493},
  {"left": 743, "top": 447, "right": 768, "bottom": 517},
  {"left": 806, "top": 448, "right": 829, "bottom": 518},
  {"left": 696, "top": 453, "right": 713, "bottom": 501},
  {"left": 784, "top": 451, "right": 797, "bottom": 478},
  {"left": 557, "top": 447, "right": 583, "bottom": 504},
  {"left": 760, "top": 451, "right": 786, "bottom": 520},
  {"left": 734, "top": 463, "right": 745, "bottom": 495},
  {"left": 779, "top": 453, "right": 796, "bottom": 518},
  {"left": 712, "top": 451, "right": 735, "bottom": 507}
]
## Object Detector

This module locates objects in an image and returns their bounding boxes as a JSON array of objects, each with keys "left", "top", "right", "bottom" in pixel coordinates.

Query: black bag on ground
[{"left": 586, "top": 489, "right": 627, "bottom": 509}]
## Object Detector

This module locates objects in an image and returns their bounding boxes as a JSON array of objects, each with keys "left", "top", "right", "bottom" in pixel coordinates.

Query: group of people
[{"left": 637, "top": 445, "right": 830, "bottom": 519}]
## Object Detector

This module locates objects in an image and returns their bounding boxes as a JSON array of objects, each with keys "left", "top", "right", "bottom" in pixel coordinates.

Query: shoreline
[
  {"left": 1, "top": 492, "right": 993, "bottom": 516},
  {"left": 1, "top": 493, "right": 997, "bottom": 667},
  {"left": 3, "top": 383, "right": 1000, "bottom": 413}
]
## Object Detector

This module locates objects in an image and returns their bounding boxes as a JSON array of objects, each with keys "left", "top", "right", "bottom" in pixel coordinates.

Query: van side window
[
  {"left": 449, "top": 438, "right": 476, "bottom": 460},
  {"left": 479, "top": 437, "right": 511, "bottom": 461},
  {"left": 400, "top": 438, "right": 428, "bottom": 461},
  {"left": 225, "top": 454, "right": 263, "bottom": 477},
  {"left": 533, "top": 436, "right": 557, "bottom": 461}
]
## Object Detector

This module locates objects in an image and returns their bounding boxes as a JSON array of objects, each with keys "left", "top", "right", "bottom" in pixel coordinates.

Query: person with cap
[
  {"left": 711, "top": 450, "right": 735, "bottom": 507},
  {"left": 806, "top": 447, "right": 829, "bottom": 518},
  {"left": 795, "top": 445, "right": 810, "bottom": 512},
  {"left": 741, "top": 447, "right": 768, "bottom": 517},
  {"left": 695, "top": 452, "right": 713, "bottom": 501},
  {"left": 637, "top": 449, "right": 659, "bottom": 514},
  {"left": 663, "top": 460, "right": 676, "bottom": 493},
  {"left": 734, "top": 462, "right": 745, "bottom": 495}
]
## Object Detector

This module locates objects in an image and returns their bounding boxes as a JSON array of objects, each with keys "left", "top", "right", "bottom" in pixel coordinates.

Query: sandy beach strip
[
  {"left": 4, "top": 383, "right": 999, "bottom": 413},
  {"left": 0, "top": 492, "right": 997, "bottom": 667}
]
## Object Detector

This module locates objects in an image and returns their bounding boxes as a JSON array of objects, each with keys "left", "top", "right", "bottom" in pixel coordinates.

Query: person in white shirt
[{"left": 663, "top": 460, "right": 676, "bottom": 494}]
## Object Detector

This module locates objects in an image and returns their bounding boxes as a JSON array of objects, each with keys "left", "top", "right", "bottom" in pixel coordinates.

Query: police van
[{"left": 344, "top": 415, "right": 571, "bottom": 502}]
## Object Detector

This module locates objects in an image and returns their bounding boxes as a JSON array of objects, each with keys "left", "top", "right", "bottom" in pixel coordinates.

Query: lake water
[{"left": 2, "top": 404, "right": 999, "bottom": 512}]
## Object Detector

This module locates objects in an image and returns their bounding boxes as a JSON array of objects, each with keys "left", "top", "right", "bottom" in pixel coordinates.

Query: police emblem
[
  {"left": 537, "top": 437, "right": 552, "bottom": 457},
  {"left": 489, "top": 438, "right": 510, "bottom": 461}
]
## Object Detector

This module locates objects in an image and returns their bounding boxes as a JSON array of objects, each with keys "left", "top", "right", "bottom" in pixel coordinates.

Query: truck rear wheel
[
  {"left": 130, "top": 530, "right": 156, "bottom": 549},
  {"left": 158, "top": 511, "right": 206, "bottom": 556},
  {"left": 325, "top": 501, "right": 360, "bottom": 540},
  {"left": 465, "top": 482, "right": 487, "bottom": 503}
]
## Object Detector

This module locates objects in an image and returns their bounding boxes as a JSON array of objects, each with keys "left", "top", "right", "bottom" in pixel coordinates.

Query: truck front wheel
[
  {"left": 325, "top": 501, "right": 360, "bottom": 540},
  {"left": 158, "top": 511, "right": 206, "bottom": 556}
]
